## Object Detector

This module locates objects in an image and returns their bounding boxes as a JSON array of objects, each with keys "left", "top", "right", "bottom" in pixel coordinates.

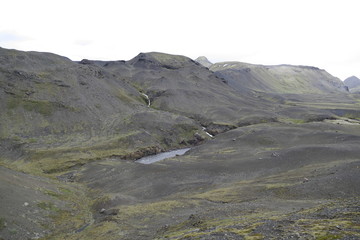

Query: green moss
[
  {"left": 176, "top": 123, "right": 198, "bottom": 139},
  {"left": 316, "top": 234, "right": 343, "bottom": 240},
  {"left": 7, "top": 97, "right": 20, "bottom": 109},
  {"left": 117, "top": 200, "right": 187, "bottom": 218},
  {"left": 0, "top": 217, "right": 6, "bottom": 230},
  {"left": 116, "top": 88, "right": 135, "bottom": 103},
  {"left": 344, "top": 113, "right": 360, "bottom": 120},
  {"left": 58, "top": 221, "right": 120, "bottom": 240},
  {"left": 6, "top": 96, "right": 56, "bottom": 116},
  {"left": 37, "top": 201, "right": 60, "bottom": 212},
  {"left": 42, "top": 189, "right": 61, "bottom": 198},
  {"left": 279, "top": 118, "right": 306, "bottom": 124},
  {"left": 37, "top": 72, "right": 52, "bottom": 79},
  {"left": 23, "top": 99, "right": 54, "bottom": 116},
  {"left": 217, "top": 148, "right": 236, "bottom": 154},
  {"left": 28, "top": 138, "right": 38, "bottom": 143}
]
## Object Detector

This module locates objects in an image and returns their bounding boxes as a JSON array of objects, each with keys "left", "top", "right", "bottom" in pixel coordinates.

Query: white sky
[{"left": 0, "top": 0, "right": 359, "bottom": 80}]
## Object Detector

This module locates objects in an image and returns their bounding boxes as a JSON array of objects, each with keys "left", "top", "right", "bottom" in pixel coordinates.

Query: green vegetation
[
  {"left": 0, "top": 217, "right": 6, "bottom": 231},
  {"left": 37, "top": 201, "right": 60, "bottom": 212},
  {"left": 316, "top": 235, "right": 343, "bottom": 240},
  {"left": 36, "top": 184, "right": 94, "bottom": 240},
  {"left": 116, "top": 88, "right": 136, "bottom": 103},
  {"left": 23, "top": 100, "right": 55, "bottom": 116},
  {"left": 278, "top": 118, "right": 306, "bottom": 124},
  {"left": 7, "top": 96, "right": 56, "bottom": 116}
]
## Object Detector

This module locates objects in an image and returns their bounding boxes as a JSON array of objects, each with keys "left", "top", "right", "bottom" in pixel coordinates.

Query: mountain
[
  {"left": 1, "top": 47, "right": 360, "bottom": 240},
  {"left": 194, "top": 56, "right": 213, "bottom": 68},
  {"left": 344, "top": 75, "right": 360, "bottom": 88},
  {"left": 210, "top": 61, "right": 348, "bottom": 94},
  {"left": 344, "top": 75, "right": 360, "bottom": 93}
]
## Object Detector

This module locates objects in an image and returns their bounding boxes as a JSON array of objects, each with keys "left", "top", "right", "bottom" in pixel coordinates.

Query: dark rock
[{"left": 103, "top": 209, "right": 118, "bottom": 216}]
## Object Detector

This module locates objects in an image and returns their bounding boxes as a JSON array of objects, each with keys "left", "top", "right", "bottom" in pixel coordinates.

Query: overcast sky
[{"left": 1, "top": 0, "right": 359, "bottom": 80}]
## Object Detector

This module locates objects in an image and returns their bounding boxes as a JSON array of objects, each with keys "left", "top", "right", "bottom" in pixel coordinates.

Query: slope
[{"left": 94, "top": 52, "right": 282, "bottom": 133}]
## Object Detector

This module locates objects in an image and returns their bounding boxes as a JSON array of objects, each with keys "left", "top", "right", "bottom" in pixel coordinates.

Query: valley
[{"left": 0, "top": 47, "right": 359, "bottom": 240}]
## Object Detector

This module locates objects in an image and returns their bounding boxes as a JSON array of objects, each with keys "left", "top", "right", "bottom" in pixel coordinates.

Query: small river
[{"left": 136, "top": 148, "right": 191, "bottom": 164}]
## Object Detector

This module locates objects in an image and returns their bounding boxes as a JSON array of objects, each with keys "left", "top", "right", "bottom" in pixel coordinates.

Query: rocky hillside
[
  {"left": 0, "top": 48, "right": 218, "bottom": 173},
  {"left": 344, "top": 75, "right": 360, "bottom": 93},
  {"left": 211, "top": 61, "right": 348, "bottom": 94}
]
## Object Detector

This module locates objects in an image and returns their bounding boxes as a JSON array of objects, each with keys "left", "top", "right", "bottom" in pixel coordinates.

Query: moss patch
[
  {"left": 6, "top": 96, "right": 62, "bottom": 116},
  {"left": 0, "top": 217, "right": 6, "bottom": 231}
]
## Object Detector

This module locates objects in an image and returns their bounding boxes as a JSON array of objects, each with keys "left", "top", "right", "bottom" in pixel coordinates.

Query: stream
[{"left": 136, "top": 148, "right": 191, "bottom": 164}]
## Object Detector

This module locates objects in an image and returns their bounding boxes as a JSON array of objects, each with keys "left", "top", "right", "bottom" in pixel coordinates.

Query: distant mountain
[
  {"left": 344, "top": 76, "right": 360, "bottom": 88},
  {"left": 195, "top": 56, "right": 213, "bottom": 68},
  {"left": 344, "top": 76, "right": 360, "bottom": 93},
  {"left": 210, "top": 62, "right": 348, "bottom": 95}
]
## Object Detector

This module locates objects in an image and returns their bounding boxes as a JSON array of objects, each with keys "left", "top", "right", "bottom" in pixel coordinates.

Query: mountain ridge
[{"left": 209, "top": 60, "right": 348, "bottom": 94}]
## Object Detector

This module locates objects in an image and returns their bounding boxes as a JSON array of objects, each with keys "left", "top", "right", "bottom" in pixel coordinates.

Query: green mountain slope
[{"left": 211, "top": 61, "right": 348, "bottom": 94}]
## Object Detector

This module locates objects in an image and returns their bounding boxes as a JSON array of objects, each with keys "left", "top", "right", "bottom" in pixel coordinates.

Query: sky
[{"left": 0, "top": 0, "right": 359, "bottom": 80}]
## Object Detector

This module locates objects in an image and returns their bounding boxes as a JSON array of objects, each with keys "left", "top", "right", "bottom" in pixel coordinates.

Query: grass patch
[
  {"left": 316, "top": 235, "right": 343, "bottom": 240},
  {"left": 279, "top": 118, "right": 306, "bottom": 124},
  {"left": 37, "top": 201, "right": 60, "bottom": 212},
  {"left": 23, "top": 100, "right": 55, "bottom": 116},
  {"left": 217, "top": 148, "right": 237, "bottom": 154},
  {"left": 42, "top": 189, "right": 61, "bottom": 198},
  {"left": 0, "top": 217, "right": 6, "bottom": 230},
  {"left": 7, "top": 96, "right": 58, "bottom": 116},
  {"left": 117, "top": 200, "right": 188, "bottom": 219},
  {"left": 116, "top": 88, "right": 135, "bottom": 103}
]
